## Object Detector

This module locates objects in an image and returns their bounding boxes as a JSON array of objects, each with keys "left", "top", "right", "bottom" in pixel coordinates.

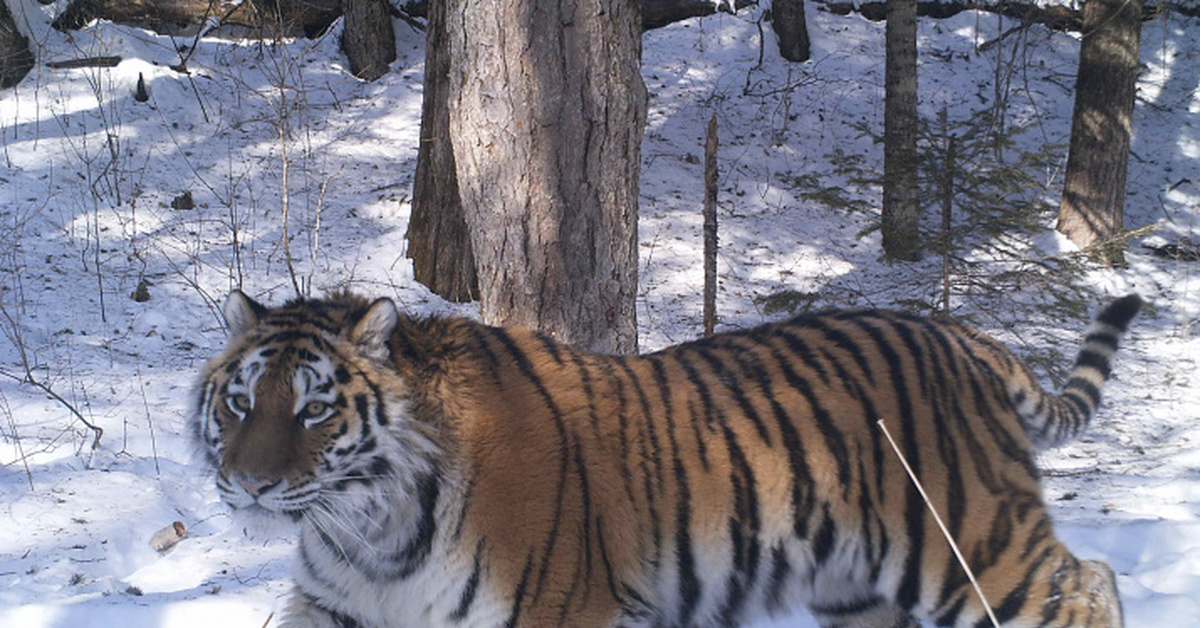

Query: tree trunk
[
  {"left": 1056, "top": 0, "right": 1142, "bottom": 266},
  {"left": 881, "top": 0, "right": 921, "bottom": 261},
  {"left": 772, "top": 0, "right": 810, "bottom": 62},
  {"left": 341, "top": 0, "right": 395, "bottom": 81},
  {"left": 445, "top": 0, "right": 646, "bottom": 354},
  {"left": 406, "top": 0, "right": 478, "bottom": 303},
  {"left": 1, "top": 0, "right": 34, "bottom": 89}
]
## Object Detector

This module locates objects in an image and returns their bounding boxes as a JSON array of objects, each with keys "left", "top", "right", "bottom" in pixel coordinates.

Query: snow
[{"left": 1, "top": 1, "right": 1197, "bottom": 627}]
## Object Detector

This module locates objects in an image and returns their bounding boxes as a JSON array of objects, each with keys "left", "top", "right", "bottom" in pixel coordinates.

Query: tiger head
[{"left": 194, "top": 291, "right": 438, "bottom": 527}]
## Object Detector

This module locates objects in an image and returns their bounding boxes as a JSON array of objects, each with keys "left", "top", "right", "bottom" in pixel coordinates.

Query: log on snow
[
  {"left": 52, "top": 0, "right": 342, "bottom": 36},
  {"left": 53, "top": 0, "right": 757, "bottom": 37}
]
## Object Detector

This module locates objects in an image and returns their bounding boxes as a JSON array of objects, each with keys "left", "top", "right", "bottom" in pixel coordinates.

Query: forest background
[{"left": 0, "top": 0, "right": 1198, "bottom": 625}]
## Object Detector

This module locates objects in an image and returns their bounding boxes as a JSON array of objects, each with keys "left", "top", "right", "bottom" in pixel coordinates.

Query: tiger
[{"left": 194, "top": 289, "right": 1141, "bottom": 628}]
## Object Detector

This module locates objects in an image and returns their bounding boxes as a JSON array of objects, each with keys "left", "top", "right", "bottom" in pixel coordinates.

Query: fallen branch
[
  {"left": 53, "top": 0, "right": 341, "bottom": 37},
  {"left": 46, "top": 56, "right": 122, "bottom": 69},
  {"left": 53, "top": 0, "right": 757, "bottom": 37}
]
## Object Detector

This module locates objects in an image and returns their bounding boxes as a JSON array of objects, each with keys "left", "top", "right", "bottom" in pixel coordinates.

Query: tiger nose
[{"left": 236, "top": 475, "right": 280, "bottom": 497}]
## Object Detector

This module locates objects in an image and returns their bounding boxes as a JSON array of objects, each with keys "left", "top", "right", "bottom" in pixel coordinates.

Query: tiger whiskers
[
  {"left": 304, "top": 498, "right": 372, "bottom": 561},
  {"left": 877, "top": 419, "right": 1002, "bottom": 628}
]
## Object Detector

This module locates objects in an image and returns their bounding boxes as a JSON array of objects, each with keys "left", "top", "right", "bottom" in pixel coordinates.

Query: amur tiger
[{"left": 194, "top": 290, "right": 1141, "bottom": 628}]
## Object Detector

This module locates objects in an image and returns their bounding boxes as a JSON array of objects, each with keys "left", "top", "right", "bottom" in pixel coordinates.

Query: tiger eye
[
  {"left": 303, "top": 401, "right": 329, "bottom": 417},
  {"left": 230, "top": 394, "right": 252, "bottom": 413}
]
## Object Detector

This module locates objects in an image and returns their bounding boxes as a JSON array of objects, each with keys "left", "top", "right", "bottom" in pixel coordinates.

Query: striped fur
[{"left": 193, "top": 291, "right": 1140, "bottom": 628}]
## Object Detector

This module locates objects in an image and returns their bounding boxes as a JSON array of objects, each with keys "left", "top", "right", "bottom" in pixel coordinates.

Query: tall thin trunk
[
  {"left": 1057, "top": 0, "right": 1142, "bottom": 266},
  {"left": 882, "top": 0, "right": 921, "bottom": 261},
  {"left": 445, "top": 0, "right": 646, "bottom": 354}
]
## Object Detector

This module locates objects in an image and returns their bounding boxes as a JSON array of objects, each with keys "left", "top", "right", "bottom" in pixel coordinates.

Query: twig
[
  {"left": 0, "top": 388, "right": 34, "bottom": 491},
  {"left": 135, "top": 364, "right": 161, "bottom": 476},
  {"left": 0, "top": 368, "right": 103, "bottom": 451},
  {"left": 876, "top": 419, "right": 1001, "bottom": 628}
]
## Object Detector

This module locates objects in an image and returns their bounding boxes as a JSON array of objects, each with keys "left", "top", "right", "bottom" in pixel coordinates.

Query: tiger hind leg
[{"left": 809, "top": 595, "right": 921, "bottom": 628}]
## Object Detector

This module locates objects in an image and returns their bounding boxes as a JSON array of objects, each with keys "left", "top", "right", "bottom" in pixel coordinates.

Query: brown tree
[
  {"left": 438, "top": 0, "right": 646, "bottom": 354},
  {"left": 882, "top": 0, "right": 921, "bottom": 261},
  {"left": 772, "top": 0, "right": 810, "bottom": 62},
  {"left": 1, "top": 0, "right": 34, "bottom": 89},
  {"left": 406, "top": 0, "right": 478, "bottom": 303},
  {"left": 1057, "top": 0, "right": 1143, "bottom": 266},
  {"left": 340, "top": 0, "right": 395, "bottom": 81}
]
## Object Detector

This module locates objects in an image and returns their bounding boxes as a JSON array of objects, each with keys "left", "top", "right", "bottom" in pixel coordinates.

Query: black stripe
[
  {"left": 765, "top": 544, "right": 792, "bottom": 612},
  {"left": 760, "top": 345, "right": 817, "bottom": 538},
  {"left": 1082, "top": 331, "right": 1119, "bottom": 353},
  {"left": 767, "top": 342, "right": 852, "bottom": 494},
  {"left": 593, "top": 517, "right": 627, "bottom": 615},
  {"left": 647, "top": 356, "right": 701, "bottom": 625},
  {"left": 449, "top": 540, "right": 485, "bottom": 622},
  {"left": 988, "top": 545, "right": 1057, "bottom": 626},
  {"left": 398, "top": 471, "right": 440, "bottom": 576},
  {"left": 602, "top": 360, "right": 640, "bottom": 510},
  {"left": 682, "top": 399, "right": 711, "bottom": 471},
  {"left": 715, "top": 418, "right": 762, "bottom": 622},
  {"left": 613, "top": 359, "right": 666, "bottom": 569},
  {"left": 771, "top": 326, "right": 831, "bottom": 386},
  {"left": 1065, "top": 377, "right": 1102, "bottom": 406},
  {"left": 807, "top": 315, "right": 877, "bottom": 386},
  {"left": 810, "top": 594, "right": 884, "bottom": 616},
  {"left": 569, "top": 433, "right": 596, "bottom": 618},
  {"left": 850, "top": 317, "right": 923, "bottom": 611},
  {"left": 504, "top": 555, "right": 535, "bottom": 628},
  {"left": 696, "top": 347, "right": 772, "bottom": 444},
  {"left": 1072, "top": 349, "right": 1112, "bottom": 378}
]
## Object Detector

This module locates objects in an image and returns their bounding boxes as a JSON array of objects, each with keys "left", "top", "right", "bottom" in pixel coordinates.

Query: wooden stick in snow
[{"left": 703, "top": 114, "right": 718, "bottom": 337}]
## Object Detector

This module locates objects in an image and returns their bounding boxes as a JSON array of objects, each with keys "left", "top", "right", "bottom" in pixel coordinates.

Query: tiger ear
[
  {"left": 223, "top": 290, "right": 267, "bottom": 336},
  {"left": 350, "top": 298, "right": 398, "bottom": 361}
]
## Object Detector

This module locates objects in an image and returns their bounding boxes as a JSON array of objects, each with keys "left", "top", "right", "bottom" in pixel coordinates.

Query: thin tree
[
  {"left": 441, "top": 0, "right": 646, "bottom": 354},
  {"left": 882, "top": 0, "right": 921, "bottom": 261},
  {"left": 1057, "top": 0, "right": 1143, "bottom": 266}
]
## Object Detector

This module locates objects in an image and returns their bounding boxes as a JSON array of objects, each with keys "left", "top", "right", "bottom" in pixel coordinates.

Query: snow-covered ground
[{"left": 0, "top": 1, "right": 1197, "bottom": 626}]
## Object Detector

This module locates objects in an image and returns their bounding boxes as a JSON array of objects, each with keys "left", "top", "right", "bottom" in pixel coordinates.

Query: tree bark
[
  {"left": 1056, "top": 0, "right": 1143, "bottom": 266},
  {"left": 772, "top": 0, "right": 811, "bottom": 62},
  {"left": 882, "top": 0, "right": 921, "bottom": 261},
  {"left": 406, "top": 0, "right": 478, "bottom": 303},
  {"left": 445, "top": 0, "right": 646, "bottom": 354},
  {"left": 340, "top": 0, "right": 395, "bottom": 81},
  {"left": 1, "top": 0, "right": 34, "bottom": 89}
]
